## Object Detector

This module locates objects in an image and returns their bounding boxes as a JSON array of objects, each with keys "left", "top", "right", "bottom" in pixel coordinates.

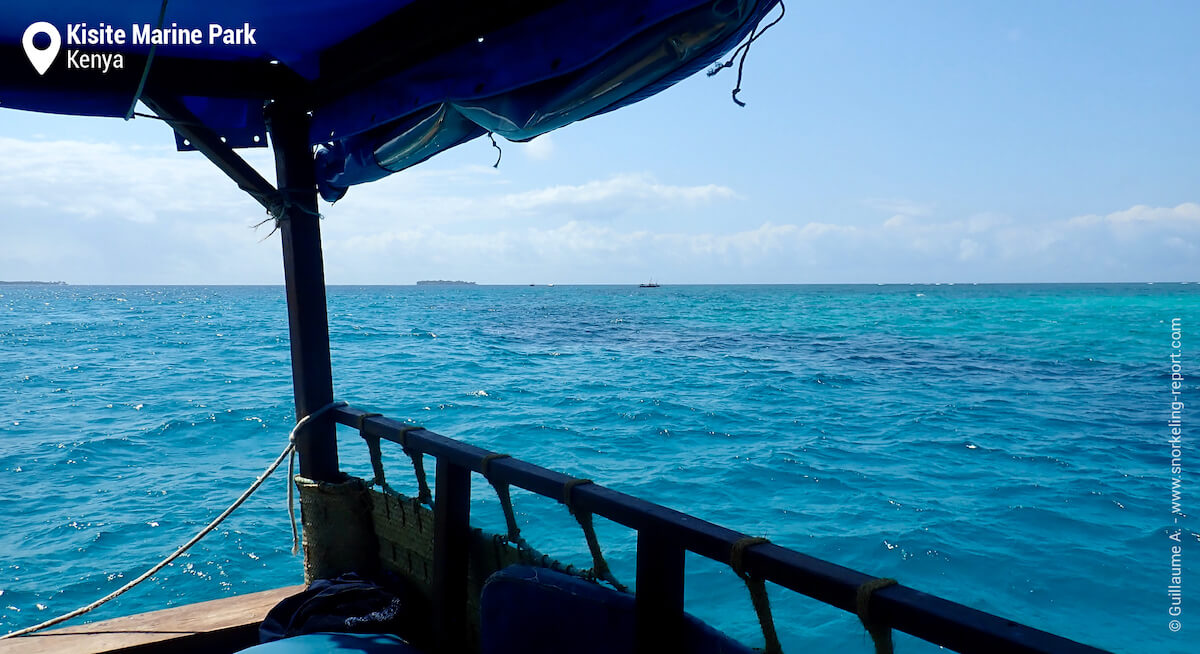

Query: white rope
[
  {"left": 286, "top": 400, "right": 347, "bottom": 553},
  {"left": 0, "top": 400, "right": 346, "bottom": 640},
  {"left": 289, "top": 447, "right": 300, "bottom": 553}
]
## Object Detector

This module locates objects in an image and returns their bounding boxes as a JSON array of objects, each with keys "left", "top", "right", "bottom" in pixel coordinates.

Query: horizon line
[{"left": 2, "top": 281, "right": 1196, "bottom": 287}]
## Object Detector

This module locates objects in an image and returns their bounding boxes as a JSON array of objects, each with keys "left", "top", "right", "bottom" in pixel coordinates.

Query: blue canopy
[{"left": 0, "top": 1, "right": 779, "bottom": 201}]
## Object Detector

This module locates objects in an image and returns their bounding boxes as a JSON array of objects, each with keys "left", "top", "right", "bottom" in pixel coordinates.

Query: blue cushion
[
  {"left": 237, "top": 632, "right": 423, "bottom": 653},
  {"left": 479, "top": 565, "right": 754, "bottom": 654}
]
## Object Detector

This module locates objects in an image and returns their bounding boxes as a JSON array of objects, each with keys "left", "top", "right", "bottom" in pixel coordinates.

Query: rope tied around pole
[
  {"left": 856, "top": 577, "right": 898, "bottom": 654},
  {"left": 560, "top": 478, "right": 628, "bottom": 592},
  {"left": 480, "top": 452, "right": 511, "bottom": 477},
  {"left": 288, "top": 401, "right": 349, "bottom": 553},
  {"left": 1, "top": 399, "right": 345, "bottom": 641},
  {"left": 253, "top": 187, "right": 325, "bottom": 240},
  {"left": 729, "top": 536, "right": 782, "bottom": 654},
  {"left": 561, "top": 477, "right": 593, "bottom": 507}
]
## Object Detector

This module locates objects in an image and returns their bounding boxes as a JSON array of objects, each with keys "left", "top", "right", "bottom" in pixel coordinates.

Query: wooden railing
[{"left": 328, "top": 405, "right": 1108, "bottom": 654}]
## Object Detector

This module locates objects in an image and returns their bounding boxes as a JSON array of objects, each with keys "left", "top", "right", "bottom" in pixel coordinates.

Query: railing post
[
  {"left": 636, "top": 529, "right": 686, "bottom": 652},
  {"left": 432, "top": 458, "right": 471, "bottom": 653},
  {"left": 267, "top": 101, "right": 339, "bottom": 482}
]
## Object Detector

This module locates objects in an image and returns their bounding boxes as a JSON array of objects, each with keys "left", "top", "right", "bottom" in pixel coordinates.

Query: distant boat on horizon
[{"left": 639, "top": 279, "right": 660, "bottom": 288}]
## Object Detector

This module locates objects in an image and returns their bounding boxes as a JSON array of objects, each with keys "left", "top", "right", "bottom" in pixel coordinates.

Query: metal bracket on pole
[{"left": 141, "top": 94, "right": 278, "bottom": 209}]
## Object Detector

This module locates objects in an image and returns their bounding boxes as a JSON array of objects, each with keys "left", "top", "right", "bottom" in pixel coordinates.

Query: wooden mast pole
[{"left": 267, "top": 101, "right": 339, "bottom": 482}]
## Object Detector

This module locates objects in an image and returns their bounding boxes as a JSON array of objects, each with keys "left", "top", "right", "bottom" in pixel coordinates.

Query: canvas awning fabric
[{"left": 0, "top": 1, "right": 778, "bottom": 200}]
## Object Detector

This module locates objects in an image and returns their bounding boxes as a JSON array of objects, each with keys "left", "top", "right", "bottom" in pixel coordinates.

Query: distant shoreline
[{"left": 1, "top": 282, "right": 1196, "bottom": 287}]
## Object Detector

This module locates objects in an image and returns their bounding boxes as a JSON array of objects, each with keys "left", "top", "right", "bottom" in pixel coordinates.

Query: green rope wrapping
[
  {"left": 856, "top": 577, "right": 898, "bottom": 654},
  {"left": 494, "top": 484, "right": 522, "bottom": 540},
  {"left": 561, "top": 477, "right": 593, "bottom": 506},
  {"left": 355, "top": 413, "right": 382, "bottom": 430},
  {"left": 480, "top": 454, "right": 522, "bottom": 541},
  {"left": 480, "top": 453, "right": 511, "bottom": 477},
  {"left": 562, "top": 478, "right": 628, "bottom": 592},
  {"left": 355, "top": 413, "right": 388, "bottom": 491},
  {"left": 479, "top": 453, "right": 562, "bottom": 571},
  {"left": 730, "top": 536, "right": 782, "bottom": 654},
  {"left": 395, "top": 425, "right": 432, "bottom": 505}
]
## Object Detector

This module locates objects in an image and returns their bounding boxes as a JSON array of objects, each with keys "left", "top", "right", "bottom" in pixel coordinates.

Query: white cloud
[
  {"left": 965, "top": 212, "right": 1011, "bottom": 233},
  {"left": 0, "top": 136, "right": 269, "bottom": 221},
  {"left": 1069, "top": 203, "right": 1200, "bottom": 227},
  {"left": 0, "top": 134, "right": 1195, "bottom": 284},
  {"left": 863, "top": 197, "right": 934, "bottom": 217},
  {"left": 493, "top": 173, "right": 736, "bottom": 213},
  {"left": 0, "top": 135, "right": 280, "bottom": 283},
  {"left": 317, "top": 170, "right": 737, "bottom": 241},
  {"left": 1164, "top": 236, "right": 1196, "bottom": 253},
  {"left": 522, "top": 134, "right": 556, "bottom": 161}
]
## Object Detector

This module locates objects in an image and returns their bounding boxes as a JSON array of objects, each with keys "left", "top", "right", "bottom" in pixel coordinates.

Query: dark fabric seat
[
  {"left": 237, "top": 632, "right": 423, "bottom": 653},
  {"left": 479, "top": 565, "right": 755, "bottom": 654}
]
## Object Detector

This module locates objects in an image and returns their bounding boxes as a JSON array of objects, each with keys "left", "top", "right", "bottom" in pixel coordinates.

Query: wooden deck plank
[{"left": 0, "top": 586, "right": 302, "bottom": 654}]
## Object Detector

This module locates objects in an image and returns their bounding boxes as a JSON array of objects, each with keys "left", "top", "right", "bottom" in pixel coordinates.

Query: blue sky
[{"left": 1, "top": 1, "right": 1197, "bottom": 284}]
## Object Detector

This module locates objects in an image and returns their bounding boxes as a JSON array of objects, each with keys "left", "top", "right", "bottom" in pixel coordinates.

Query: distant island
[
  {"left": 0, "top": 280, "right": 67, "bottom": 285},
  {"left": 416, "top": 280, "right": 476, "bottom": 286}
]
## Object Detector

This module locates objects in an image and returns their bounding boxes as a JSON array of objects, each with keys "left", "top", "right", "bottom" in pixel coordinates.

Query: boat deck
[{"left": 0, "top": 586, "right": 300, "bottom": 654}]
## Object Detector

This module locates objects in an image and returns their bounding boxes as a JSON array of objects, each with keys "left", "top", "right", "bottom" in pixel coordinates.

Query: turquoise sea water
[{"left": 1, "top": 283, "right": 1196, "bottom": 653}]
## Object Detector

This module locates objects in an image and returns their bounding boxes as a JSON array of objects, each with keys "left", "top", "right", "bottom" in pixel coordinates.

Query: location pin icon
[{"left": 22, "top": 22, "right": 61, "bottom": 76}]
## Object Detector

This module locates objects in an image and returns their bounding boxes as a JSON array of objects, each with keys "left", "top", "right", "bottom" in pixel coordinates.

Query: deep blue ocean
[{"left": 1, "top": 283, "right": 1196, "bottom": 653}]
